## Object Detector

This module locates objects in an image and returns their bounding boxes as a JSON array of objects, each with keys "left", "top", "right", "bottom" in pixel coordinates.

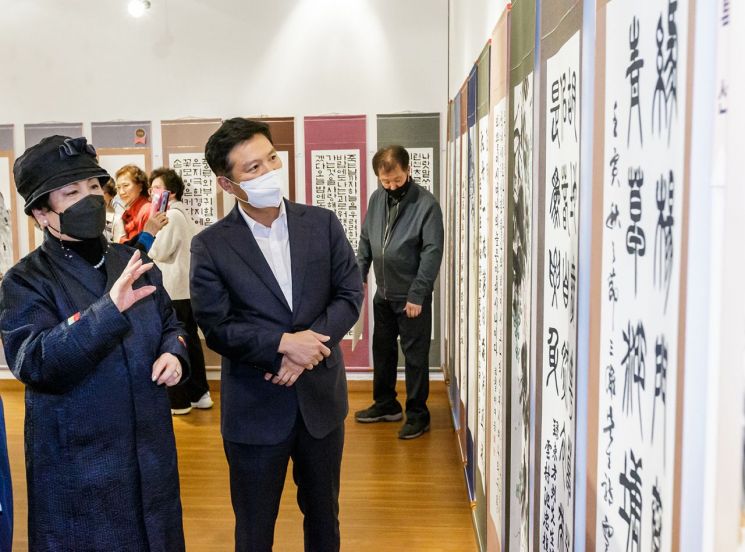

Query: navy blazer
[{"left": 190, "top": 201, "right": 363, "bottom": 445}]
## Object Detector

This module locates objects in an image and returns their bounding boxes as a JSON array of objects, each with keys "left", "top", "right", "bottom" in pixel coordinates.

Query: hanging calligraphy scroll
[
  {"left": 449, "top": 88, "right": 466, "bottom": 458},
  {"left": 376, "top": 112, "right": 442, "bottom": 367},
  {"left": 304, "top": 115, "right": 369, "bottom": 369},
  {"left": 445, "top": 101, "right": 455, "bottom": 392},
  {"left": 587, "top": 0, "right": 694, "bottom": 549},
  {"left": 24, "top": 123, "right": 84, "bottom": 250},
  {"left": 0, "top": 125, "right": 13, "bottom": 372},
  {"left": 466, "top": 64, "right": 479, "bottom": 503},
  {"left": 456, "top": 83, "right": 469, "bottom": 464},
  {"left": 24, "top": 122, "right": 83, "bottom": 149},
  {"left": 474, "top": 42, "right": 492, "bottom": 551},
  {"left": 534, "top": 1, "right": 583, "bottom": 550},
  {"left": 161, "top": 119, "right": 223, "bottom": 230},
  {"left": 506, "top": 0, "right": 536, "bottom": 549},
  {"left": 0, "top": 125, "right": 18, "bottom": 279},
  {"left": 91, "top": 121, "right": 152, "bottom": 177},
  {"left": 376, "top": 113, "right": 439, "bottom": 193},
  {"left": 486, "top": 7, "right": 510, "bottom": 551},
  {"left": 160, "top": 118, "right": 222, "bottom": 371}
]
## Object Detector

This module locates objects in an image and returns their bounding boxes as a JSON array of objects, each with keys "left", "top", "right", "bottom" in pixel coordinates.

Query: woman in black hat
[{"left": 0, "top": 136, "right": 188, "bottom": 551}]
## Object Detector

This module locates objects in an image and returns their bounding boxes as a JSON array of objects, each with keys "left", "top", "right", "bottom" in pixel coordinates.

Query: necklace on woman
[{"left": 93, "top": 255, "right": 105, "bottom": 269}]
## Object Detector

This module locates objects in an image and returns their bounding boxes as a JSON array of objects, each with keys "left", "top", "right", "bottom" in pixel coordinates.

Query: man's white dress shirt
[{"left": 238, "top": 201, "right": 293, "bottom": 311}]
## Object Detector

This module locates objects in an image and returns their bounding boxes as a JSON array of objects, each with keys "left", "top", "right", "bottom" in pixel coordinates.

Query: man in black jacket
[{"left": 355, "top": 145, "right": 444, "bottom": 439}]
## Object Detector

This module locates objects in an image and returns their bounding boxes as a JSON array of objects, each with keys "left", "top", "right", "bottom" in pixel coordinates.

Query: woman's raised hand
[{"left": 110, "top": 250, "right": 156, "bottom": 312}]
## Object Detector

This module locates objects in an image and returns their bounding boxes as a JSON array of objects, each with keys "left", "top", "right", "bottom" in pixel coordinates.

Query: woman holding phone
[
  {"left": 113, "top": 164, "right": 169, "bottom": 252},
  {"left": 148, "top": 168, "right": 212, "bottom": 415},
  {"left": 115, "top": 164, "right": 151, "bottom": 242},
  {"left": 0, "top": 137, "right": 188, "bottom": 551}
]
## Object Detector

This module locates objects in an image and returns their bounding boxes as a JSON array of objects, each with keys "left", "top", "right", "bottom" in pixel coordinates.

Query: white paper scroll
[
  {"left": 489, "top": 96, "right": 508, "bottom": 544},
  {"left": 310, "top": 149, "right": 361, "bottom": 252},
  {"left": 477, "top": 114, "right": 490, "bottom": 492},
  {"left": 408, "top": 147, "right": 434, "bottom": 193},
  {"left": 453, "top": 133, "right": 463, "bottom": 408},
  {"left": 459, "top": 133, "right": 468, "bottom": 408},
  {"left": 510, "top": 72, "right": 534, "bottom": 552},
  {"left": 467, "top": 122, "right": 479, "bottom": 474},
  {"left": 539, "top": 30, "right": 581, "bottom": 552},
  {"left": 595, "top": 1, "right": 688, "bottom": 550},
  {"left": 0, "top": 158, "right": 12, "bottom": 276},
  {"left": 169, "top": 153, "right": 218, "bottom": 229}
]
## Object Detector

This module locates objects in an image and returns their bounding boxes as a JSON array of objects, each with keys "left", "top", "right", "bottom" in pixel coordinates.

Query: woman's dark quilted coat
[{"left": 0, "top": 236, "right": 188, "bottom": 551}]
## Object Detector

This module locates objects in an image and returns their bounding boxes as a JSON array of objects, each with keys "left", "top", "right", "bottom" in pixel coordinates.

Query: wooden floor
[{"left": 1, "top": 380, "right": 477, "bottom": 551}]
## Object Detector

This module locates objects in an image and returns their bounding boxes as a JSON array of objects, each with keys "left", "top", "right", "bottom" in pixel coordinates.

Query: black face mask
[
  {"left": 384, "top": 178, "right": 412, "bottom": 201},
  {"left": 53, "top": 194, "right": 106, "bottom": 240}
]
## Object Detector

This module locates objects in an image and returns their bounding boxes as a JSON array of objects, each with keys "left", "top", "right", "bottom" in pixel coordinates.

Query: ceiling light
[{"left": 128, "top": 0, "right": 151, "bottom": 18}]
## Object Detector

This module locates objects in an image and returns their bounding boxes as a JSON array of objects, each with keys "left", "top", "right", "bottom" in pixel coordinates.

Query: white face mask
[{"left": 236, "top": 169, "right": 284, "bottom": 209}]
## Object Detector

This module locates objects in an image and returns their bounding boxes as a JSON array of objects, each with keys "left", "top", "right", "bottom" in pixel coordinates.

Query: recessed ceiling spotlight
[{"left": 128, "top": 0, "right": 151, "bottom": 18}]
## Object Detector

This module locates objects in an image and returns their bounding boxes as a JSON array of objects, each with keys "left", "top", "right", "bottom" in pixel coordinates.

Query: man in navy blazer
[{"left": 190, "top": 118, "right": 363, "bottom": 552}]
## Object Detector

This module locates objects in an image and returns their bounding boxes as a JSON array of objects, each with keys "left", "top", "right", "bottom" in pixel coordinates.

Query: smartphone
[
  {"left": 158, "top": 191, "right": 170, "bottom": 213},
  {"left": 151, "top": 190, "right": 170, "bottom": 216}
]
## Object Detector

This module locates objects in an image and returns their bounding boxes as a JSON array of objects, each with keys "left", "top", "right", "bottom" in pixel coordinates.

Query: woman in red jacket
[{"left": 116, "top": 164, "right": 151, "bottom": 242}]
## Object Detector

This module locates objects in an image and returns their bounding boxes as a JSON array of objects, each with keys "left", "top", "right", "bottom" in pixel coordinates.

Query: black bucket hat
[{"left": 14, "top": 135, "right": 111, "bottom": 215}]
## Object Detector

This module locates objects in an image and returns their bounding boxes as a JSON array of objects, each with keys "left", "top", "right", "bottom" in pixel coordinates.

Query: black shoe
[
  {"left": 398, "top": 421, "right": 430, "bottom": 440},
  {"left": 354, "top": 403, "right": 403, "bottom": 423}
]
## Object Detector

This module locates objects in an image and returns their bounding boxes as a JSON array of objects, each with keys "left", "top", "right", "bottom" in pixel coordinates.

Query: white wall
[
  {"left": 0, "top": 0, "right": 447, "bottom": 122},
  {"left": 448, "top": 0, "right": 510, "bottom": 95},
  {"left": 0, "top": 0, "right": 448, "bottom": 259}
]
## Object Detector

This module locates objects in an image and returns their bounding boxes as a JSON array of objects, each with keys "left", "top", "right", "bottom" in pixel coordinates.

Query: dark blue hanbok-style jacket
[
  {"left": 0, "top": 234, "right": 188, "bottom": 552},
  {"left": 0, "top": 397, "right": 12, "bottom": 552}
]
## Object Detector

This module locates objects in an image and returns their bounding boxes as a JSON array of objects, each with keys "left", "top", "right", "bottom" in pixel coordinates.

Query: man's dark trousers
[
  {"left": 371, "top": 293, "right": 432, "bottom": 424},
  {"left": 223, "top": 413, "right": 344, "bottom": 552}
]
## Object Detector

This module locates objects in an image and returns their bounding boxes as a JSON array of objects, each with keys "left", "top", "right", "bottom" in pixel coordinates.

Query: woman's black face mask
[{"left": 52, "top": 194, "right": 106, "bottom": 240}]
